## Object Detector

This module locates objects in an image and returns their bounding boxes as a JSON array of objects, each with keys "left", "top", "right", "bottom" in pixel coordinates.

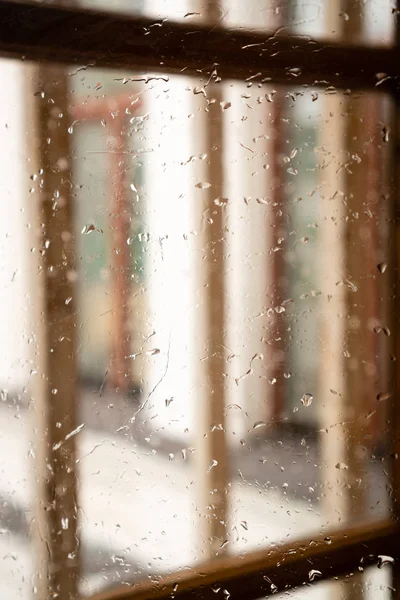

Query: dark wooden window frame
[{"left": 4, "top": 0, "right": 400, "bottom": 599}]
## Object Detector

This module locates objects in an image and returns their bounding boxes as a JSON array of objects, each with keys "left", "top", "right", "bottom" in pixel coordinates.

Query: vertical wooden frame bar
[
  {"left": 364, "top": 96, "right": 381, "bottom": 446},
  {"left": 391, "top": 8, "right": 400, "bottom": 600},
  {"left": 30, "top": 64, "right": 80, "bottom": 599},
  {"left": 202, "top": 85, "right": 229, "bottom": 555}
]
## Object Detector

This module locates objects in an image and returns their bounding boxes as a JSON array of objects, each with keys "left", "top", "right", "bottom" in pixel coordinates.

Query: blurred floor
[{"left": 0, "top": 389, "right": 390, "bottom": 599}]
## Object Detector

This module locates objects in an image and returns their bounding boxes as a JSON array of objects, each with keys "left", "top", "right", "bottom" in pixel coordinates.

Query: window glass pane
[
  {"left": 69, "top": 67, "right": 391, "bottom": 594},
  {"left": 3, "top": 55, "right": 394, "bottom": 599}
]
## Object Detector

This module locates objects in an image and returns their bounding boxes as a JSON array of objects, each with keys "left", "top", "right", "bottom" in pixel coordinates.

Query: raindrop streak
[
  {"left": 52, "top": 423, "right": 85, "bottom": 451},
  {"left": 301, "top": 393, "right": 313, "bottom": 407}
]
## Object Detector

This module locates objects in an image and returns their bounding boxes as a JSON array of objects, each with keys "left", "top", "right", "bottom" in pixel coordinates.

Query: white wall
[{"left": 0, "top": 60, "right": 29, "bottom": 391}]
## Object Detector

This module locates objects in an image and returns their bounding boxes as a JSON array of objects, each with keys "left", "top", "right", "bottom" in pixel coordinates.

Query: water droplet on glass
[
  {"left": 214, "top": 197, "right": 229, "bottom": 207},
  {"left": 81, "top": 224, "right": 96, "bottom": 234},
  {"left": 220, "top": 101, "right": 231, "bottom": 111},
  {"left": 193, "top": 86, "right": 206, "bottom": 97},
  {"left": 301, "top": 393, "right": 313, "bottom": 407},
  {"left": 253, "top": 421, "right": 267, "bottom": 430},
  {"left": 377, "top": 555, "right": 394, "bottom": 568},
  {"left": 265, "top": 91, "right": 276, "bottom": 102},
  {"left": 287, "top": 167, "right": 298, "bottom": 176},
  {"left": 377, "top": 391, "right": 391, "bottom": 402},
  {"left": 147, "top": 348, "right": 160, "bottom": 356},
  {"left": 335, "top": 462, "right": 349, "bottom": 470},
  {"left": 240, "top": 520, "right": 248, "bottom": 530},
  {"left": 309, "top": 569, "right": 322, "bottom": 582},
  {"left": 377, "top": 262, "right": 387, "bottom": 273},
  {"left": 195, "top": 181, "right": 211, "bottom": 189},
  {"left": 382, "top": 127, "right": 390, "bottom": 143},
  {"left": 208, "top": 459, "right": 218, "bottom": 471}
]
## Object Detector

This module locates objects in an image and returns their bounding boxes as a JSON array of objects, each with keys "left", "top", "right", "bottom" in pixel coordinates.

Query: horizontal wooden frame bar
[
  {"left": 88, "top": 520, "right": 399, "bottom": 600},
  {"left": 0, "top": 0, "right": 399, "bottom": 90}
]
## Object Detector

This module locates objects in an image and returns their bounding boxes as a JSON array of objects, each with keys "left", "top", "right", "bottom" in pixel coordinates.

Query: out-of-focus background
[{"left": 0, "top": 0, "right": 396, "bottom": 598}]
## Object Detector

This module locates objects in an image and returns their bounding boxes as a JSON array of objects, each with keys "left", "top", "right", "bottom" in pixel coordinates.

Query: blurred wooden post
[
  {"left": 318, "top": 73, "right": 348, "bottom": 529},
  {"left": 318, "top": 6, "right": 367, "bottom": 599},
  {"left": 29, "top": 65, "right": 80, "bottom": 598},
  {"left": 342, "top": 0, "right": 368, "bottom": 525},
  {"left": 268, "top": 1, "right": 288, "bottom": 426},
  {"left": 342, "top": 3, "right": 369, "bottom": 599},
  {"left": 194, "top": 0, "right": 229, "bottom": 561},
  {"left": 364, "top": 97, "right": 381, "bottom": 445},
  {"left": 108, "top": 114, "right": 132, "bottom": 392}
]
